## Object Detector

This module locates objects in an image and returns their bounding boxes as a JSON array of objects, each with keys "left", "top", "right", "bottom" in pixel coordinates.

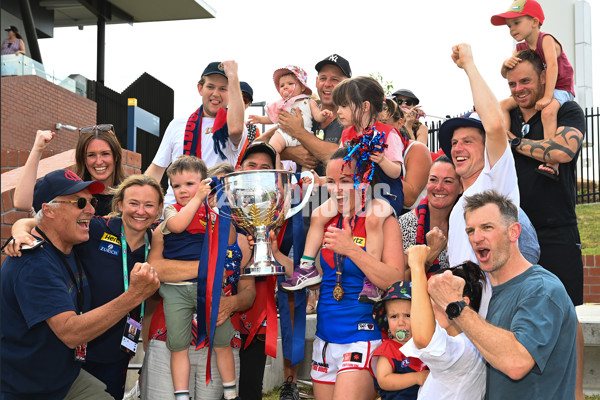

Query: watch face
[
  {"left": 446, "top": 300, "right": 466, "bottom": 320},
  {"left": 447, "top": 303, "right": 460, "bottom": 318}
]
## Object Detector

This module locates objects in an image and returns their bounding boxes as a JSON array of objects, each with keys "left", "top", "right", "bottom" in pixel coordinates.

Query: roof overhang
[{"left": 39, "top": 0, "right": 216, "bottom": 27}]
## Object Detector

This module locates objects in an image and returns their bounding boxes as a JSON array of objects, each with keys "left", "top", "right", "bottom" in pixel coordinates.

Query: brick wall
[
  {"left": 1, "top": 149, "right": 142, "bottom": 264},
  {"left": 0, "top": 75, "right": 96, "bottom": 153},
  {"left": 583, "top": 255, "right": 600, "bottom": 303},
  {"left": 1, "top": 149, "right": 56, "bottom": 174}
]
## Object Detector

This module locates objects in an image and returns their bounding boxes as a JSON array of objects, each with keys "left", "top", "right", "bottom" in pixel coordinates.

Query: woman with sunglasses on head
[
  {"left": 378, "top": 98, "right": 432, "bottom": 214},
  {"left": 8, "top": 174, "right": 164, "bottom": 400},
  {"left": 14, "top": 125, "right": 126, "bottom": 217},
  {"left": 391, "top": 89, "right": 428, "bottom": 146},
  {"left": 401, "top": 245, "right": 487, "bottom": 399}
]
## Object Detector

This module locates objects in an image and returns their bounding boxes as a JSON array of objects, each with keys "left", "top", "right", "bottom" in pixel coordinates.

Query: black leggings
[{"left": 238, "top": 334, "right": 267, "bottom": 400}]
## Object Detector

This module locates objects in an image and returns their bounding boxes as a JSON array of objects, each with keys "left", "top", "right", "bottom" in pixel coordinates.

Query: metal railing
[
  {"left": 578, "top": 107, "right": 600, "bottom": 204},
  {"left": 425, "top": 107, "right": 600, "bottom": 205}
]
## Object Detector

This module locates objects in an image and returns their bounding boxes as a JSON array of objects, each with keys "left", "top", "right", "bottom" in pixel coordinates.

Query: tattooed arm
[{"left": 507, "top": 125, "right": 583, "bottom": 164}]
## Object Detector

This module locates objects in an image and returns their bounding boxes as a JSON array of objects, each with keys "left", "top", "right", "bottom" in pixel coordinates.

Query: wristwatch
[
  {"left": 510, "top": 136, "right": 521, "bottom": 149},
  {"left": 446, "top": 300, "right": 467, "bottom": 320}
]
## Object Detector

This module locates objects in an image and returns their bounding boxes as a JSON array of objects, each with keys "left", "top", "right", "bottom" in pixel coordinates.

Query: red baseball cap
[{"left": 491, "top": 0, "right": 545, "bottom": 26}]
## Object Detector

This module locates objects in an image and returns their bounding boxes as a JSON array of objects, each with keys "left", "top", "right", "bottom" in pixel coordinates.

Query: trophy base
[{"left": 241, "top": 261, "right": 286, "bottom": 276}]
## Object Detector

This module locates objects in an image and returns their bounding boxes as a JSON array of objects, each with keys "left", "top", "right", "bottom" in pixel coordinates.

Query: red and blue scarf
[{"left": 184, "top": 106, "right": 229, "bottom": 160}]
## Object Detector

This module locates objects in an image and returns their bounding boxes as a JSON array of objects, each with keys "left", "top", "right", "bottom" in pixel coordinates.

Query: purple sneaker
[
  {"left": 358, "top": 278, "right": 382, "bottom": 303},
  {"left": 280, "top": 265, "right": 322, "bottom": 292}
]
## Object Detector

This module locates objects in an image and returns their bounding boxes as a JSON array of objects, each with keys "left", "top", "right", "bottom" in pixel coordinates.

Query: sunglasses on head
[
  {"left": 395, "top": 98, "right": 415, "bottom": 107},
  {"left": 52, "top": 197, "right": 99, "bottom": 209},
  {"left": 79, "top": 124, "right": 114, "bottom": 135}
]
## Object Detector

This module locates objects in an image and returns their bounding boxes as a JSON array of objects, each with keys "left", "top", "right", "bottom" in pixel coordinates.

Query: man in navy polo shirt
[{"left": 1, "top": 170, "right": 159, "bottom": 399}]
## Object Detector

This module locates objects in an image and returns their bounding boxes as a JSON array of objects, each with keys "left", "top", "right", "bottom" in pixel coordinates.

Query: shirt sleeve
[
  {"left": 484, "top": 144, "right": 519, "bottom": 206},
  {"left": 384, "top": 130, "right": 405, "bottom": 163},
  {"left": 401, "top": 322, "right": 466, "bottom": 370},
  {"left": 160, "top": 205, "right": 179, "bottom": 235},
  {"left": 399, "top": 212, "right": 417, "bottom": 251},
  {"left": 152, "top": 117, "right": 186, "bottom": 168},
  {"left": 557, "top": 102, "right": 586, "bottom": 139}
]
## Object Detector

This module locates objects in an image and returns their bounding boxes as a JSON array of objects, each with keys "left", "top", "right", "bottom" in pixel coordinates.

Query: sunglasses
[
  {"left": 80, "top": 124, "right": 114, "bottom": 135},
  {"left": 521, "top": 124, "right": 530, "bottom": 136},
  {"left": 52, "top": 197, "right": 99, "bottom": 209},
  {"left": 395, "top": 99, "right": 415, "bottom": 107}
]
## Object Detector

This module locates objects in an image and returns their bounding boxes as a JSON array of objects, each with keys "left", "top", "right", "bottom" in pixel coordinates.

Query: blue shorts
[{"left": 553, "top": 89, "right": 575, "bottom": 106}]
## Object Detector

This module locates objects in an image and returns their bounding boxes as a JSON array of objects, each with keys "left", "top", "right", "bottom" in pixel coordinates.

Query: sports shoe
[
  {"left": 123, "top": 381, "right": 140, "bottom": 400},
  {"left": 280, "top": 265, "right": 321, "bottom": 292},
  {"left": 279, "top": 376, "right": 300, "bottom": 400},
  {"left": 358, "top": 278, "right": 382, "bottom": 303}
]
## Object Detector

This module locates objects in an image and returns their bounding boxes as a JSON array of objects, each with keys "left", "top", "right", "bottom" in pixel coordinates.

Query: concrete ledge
[{"left": 576, "top": 304, "right": 600, "bottom": 394}]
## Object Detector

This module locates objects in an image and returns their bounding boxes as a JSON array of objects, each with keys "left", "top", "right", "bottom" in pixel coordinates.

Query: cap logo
[
  {"left": 508, "top": 0, "right": 526, "bottom": 13},
  {"left": 328, "top": 55, "right": 339, "bottom": 62},
  {"left": 218, "top": 63, "right": 224, "bottom": 71},
  {"left": 65, "top": 170, "right": 82, "bottom": 182}
]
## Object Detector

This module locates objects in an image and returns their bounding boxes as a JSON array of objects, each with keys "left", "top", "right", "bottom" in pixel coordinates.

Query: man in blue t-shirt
[
  {"left": 428, "top": 190, "right": 577, "bottom": 400},
  {"left": 1, "top": 170, "right": 159, "bottom": 400}
]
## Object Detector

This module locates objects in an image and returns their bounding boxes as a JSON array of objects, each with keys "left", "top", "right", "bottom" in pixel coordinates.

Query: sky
[{"left": 36, "top": 0, "right": 599, "bottom": 126}]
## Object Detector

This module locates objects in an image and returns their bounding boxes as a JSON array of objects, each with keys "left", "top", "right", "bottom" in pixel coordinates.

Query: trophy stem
[{"left": 241, "top": 226, "right": 286, "bottom": 276}]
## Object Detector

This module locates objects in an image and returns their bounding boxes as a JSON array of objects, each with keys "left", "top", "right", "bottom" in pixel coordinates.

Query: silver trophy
[{"left": 222, "top": 170, "right": 314, "bottom": 276}]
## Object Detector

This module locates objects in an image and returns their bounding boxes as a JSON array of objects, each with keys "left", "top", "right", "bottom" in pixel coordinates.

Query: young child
[
  {"left": 248, "top": 65, "right": 332, "bottom": 171},
  {"left": 401, "top": 245, "right": 487, "bottom": 399},
  {"left": 158, "top": 156, "right": 239, "bottom": 400},
  {"left": 281, "top": 76, "right": 406, "bottom": 303},
  {"left": 492, "top": 0, "right": 575, "bottom": 181},
  {"left": 371, "top": 281, "right": 429, "bottom": 400}
]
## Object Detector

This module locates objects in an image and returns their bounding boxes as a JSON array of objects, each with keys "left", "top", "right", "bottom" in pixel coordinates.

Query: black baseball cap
[
  {"left": 392, "top": 89, "right": 420, "bottom": 105},
  {"left": 33, "top": 169, "right": 104, "bottom": 212},
  {"left": 201, "top": 61, "right": 227, "bottom": 79},
  {"left": 315, "top": 54, "right": 352, "bottom": 78},
  {"left": 5, "top": 26, "right": 18, "bottom": 33},
  {"left": 240, "top": 142, "right": 277, "bottom": 169},
  {"left": 240, "top": 81, "right": 253, "bottom": 103}
]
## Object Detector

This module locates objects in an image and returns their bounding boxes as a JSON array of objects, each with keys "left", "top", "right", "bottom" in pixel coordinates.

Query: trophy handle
[{"left": 286, "top": 171, "right": 314, "bottom": 219}]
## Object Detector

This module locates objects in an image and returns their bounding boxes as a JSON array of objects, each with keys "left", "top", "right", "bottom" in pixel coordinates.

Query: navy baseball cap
[
  {"left": 240, "top": 81, "right": 254, "bottom": 103},
  {"left": 392, "top": 89, "right": 420, "bottom": 105},
  {"left": 240, "top": 141, "right": 277, "bottom": 169},
  {"left": 315, "top": 54, "right": 352, "bottom": 78},
  {"left": 438, "top": 111, "right": 484, "bottom": 157},
  {"left": 33, "top": 169, "right": 104, "bottom": 212},
  {"left": 201, "top": 62, "right": 227, "bottom": 79},
  {"left": 372, "top": 280, "right": 412, "bottom": 331}
]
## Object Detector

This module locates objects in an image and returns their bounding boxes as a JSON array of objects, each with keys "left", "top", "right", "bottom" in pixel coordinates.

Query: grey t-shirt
[{"left": 485, "top": 265, "right": 577, "bottom": 400}]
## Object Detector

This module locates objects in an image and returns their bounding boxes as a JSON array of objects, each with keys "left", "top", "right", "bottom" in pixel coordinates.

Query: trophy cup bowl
[{"left": 222, "top": 169, "right": 313, "bottom": 276}]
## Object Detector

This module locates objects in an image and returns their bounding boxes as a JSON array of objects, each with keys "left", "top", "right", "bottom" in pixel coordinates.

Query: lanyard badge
[{"left": 119, "top": 224, "right": 149, "bottom": 356}]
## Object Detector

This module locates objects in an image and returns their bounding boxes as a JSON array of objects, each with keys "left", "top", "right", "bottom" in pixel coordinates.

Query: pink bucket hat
[
  {"left": 272, "top": 65, "right": 312, "bottom": 96},
  {"left": 491, "top": 0, "right": 545, "bottom": 26}
]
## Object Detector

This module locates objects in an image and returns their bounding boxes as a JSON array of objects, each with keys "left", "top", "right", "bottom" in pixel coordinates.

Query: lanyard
[
  {"left": 333, "top": 214, "right": 359, "bottom": 286},
  {"left": 36, "top": 227, "right": 85, "bottom": 313},
  {"left": 120, "top": 224, "right": 149, "bottom": 318}
]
